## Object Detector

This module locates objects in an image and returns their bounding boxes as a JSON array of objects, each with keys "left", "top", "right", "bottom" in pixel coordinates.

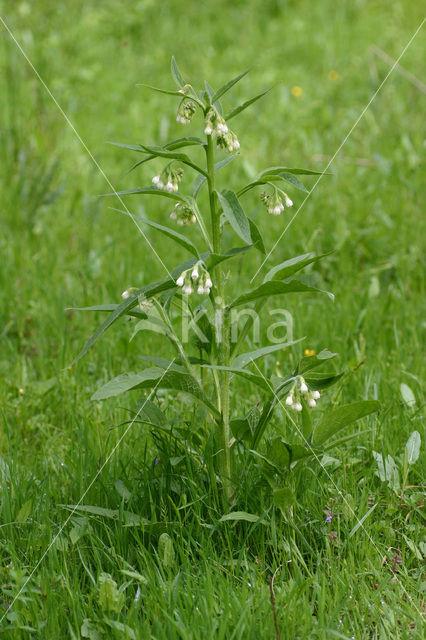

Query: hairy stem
[{"left": 206, "top": 134, "right": 232, "bottom": 503}]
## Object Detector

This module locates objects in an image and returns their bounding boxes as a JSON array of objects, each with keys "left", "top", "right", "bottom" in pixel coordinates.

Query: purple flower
[{"left": 325, "top": 514, "right": 333, "bottom": 523}]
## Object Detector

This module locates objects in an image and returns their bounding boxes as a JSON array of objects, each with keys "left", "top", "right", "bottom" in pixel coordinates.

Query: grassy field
[{"left": 0, "top": 1, "right": 425, "bottom": 638}]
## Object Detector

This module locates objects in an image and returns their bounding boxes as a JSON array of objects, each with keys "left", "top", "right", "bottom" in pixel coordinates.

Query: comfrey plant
[{"left": 71, "top": 59, "right": 379, "bottom": 505}]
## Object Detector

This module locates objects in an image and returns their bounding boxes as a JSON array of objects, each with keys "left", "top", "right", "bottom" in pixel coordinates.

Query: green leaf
[
  {"left": 230, "top": 279, "right": 334, "bottom": 308},
  {"left": 267, "top": 437, "right": 291, "bottom": 468},
  {"left": 276, "top": 172, "right": 309, "bottom": 192},
  {"left": 312, "top": 400, "right": 380, "bottom": 446},
  {"left": 69, "top": 279, "right": 175, "bottom": 367},
  {"left": 405, "top": 430, "right": 421, "bottom": 465},
  {"left": 192, "top": 154, "right": 239, "bottom": 199},
  {"left": 304, "top": 371, "right": 344, "bottom": 389},
  {"left": 130, "top": 316, "right": 169, "bottom": 340},
  {"left": 258, "top": 166, "right": 325, "bottom": 177},
  {"left": 248, "top": 218, "right": 266, "bottom": 254},
  {"left": 133, "top": 397, "right": 168, "bottom": 429},
  {"left": 217, "top": 190, "right": 252, "bottom": 245},
  {"left": 138, "top": 144, "right": 208, "bottom": 176},
  {"left": 171, "top": 56, "right": 185, "bottom": 88},
  {"left": 232, "top": 338, "right": 303, "bottom": 369},
  {"left": 137, "top": 83, "right": 185, "bottom": 97},
  {"left": 112, "top": 208, "right": 200, "bottom": 258},
  {"left": 201, "top": 364, "right": 271, "bottom": 391},
  {"left": 230, "top": 405, "right": 261, "bottom": 441},
  {"left": 264, "top": 253, "right": 327, "bottom": 282},
  {"left": 273, "top": 488, "right": 296, "bottom": 510},
  {"left": 225, "top": 88, "right": 272, "bottom": 120},
  {"left": 104, "top": 185, "right": 187, "bottom": 203},
  {"left": 16, "top": 499, "right": 32, "bottom": 523},
  {"left": 301, "top": 398, "right": 313, "bottom": 439},
  {"left": 296, "top": 349, "right": 339, "bottom": 375},
  {"left": 158, "top": 532, "right": 175, "bottom": 567},
  {"left": 349, "top": 503, "right": 378, "bottom": 538},
  {"left": 204, "top": 80, "right": 215, "bottom": 103},
  {"left": 92, "top": 367, "right": 220, "bottom": 417},
  {"left": 211, "top": 68, "right": 250, "bottom": 103},
  {"left": 67, "top": 304, "right": 147, "bottom": 319},
  {"left": 61, "top": 504, "right": 147, "bottom": 525},
  {"left": 219, "top": 511, "right": 264, "bottom": 523}
]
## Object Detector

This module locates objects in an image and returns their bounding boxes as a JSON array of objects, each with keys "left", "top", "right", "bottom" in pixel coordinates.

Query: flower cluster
[
  {"left": 176, "top": 100, "right": 196, "bottom": 124},
  {"left": 152, "top": 166, "right": 183, "bottom": 192},
  {"left": 261, "top": 189, "right": 293, "bottom": 216},
  {"left": 170, "top": 202, "right": 197, "bottom": 226},
  {"left": 176, "top": 263, "right": 213, "bottom": 295},
  {"left": 285, "top": 377, "right": 320, "bottom": 412},
  {"left": 204, "top": 108, "right": 240, "bottom": 153}
]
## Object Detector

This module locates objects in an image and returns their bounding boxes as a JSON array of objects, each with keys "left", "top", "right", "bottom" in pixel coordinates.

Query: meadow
[{"left": 0, "top": 1, "right": 425, "bottom": 638}]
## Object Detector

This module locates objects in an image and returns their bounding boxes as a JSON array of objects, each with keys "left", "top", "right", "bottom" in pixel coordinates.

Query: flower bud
[
  {"left": 285, "top": 395, "right": 293, "bottom": 406},
  {"left": 294, "top": 402, "right": 303, "bottom": 412},
  {"left": 284, "top": 195, "right": 293, "bottom": 207},
  {"left": 176, "top": 276, "right": 184, "bottom": 287},
  {"left": 182, "top": 284, "right": 193, "bottom": 295},
  {"left": 204, "top": 125, "right": 213, "bottom": 135},
  {"left": 308, "top": 398, "right": 316, "bottom": 408},
  {"left": 312, "top": 390, "right": 321, "bottom": 400},
  {"left": 205, "top": 277, "right": 213, "bottom": 289},
  {"left": 121, "top": 290, "right": 130, "bottom": 299},
  {"left": 152, "top": 175, "right": 161, "bottom": 185},
  {"left": 191, "top": 268, "right": 199, "bottom": 280},
  {"left": 300, "top": 381, "right": 308, "bottom": 393}
]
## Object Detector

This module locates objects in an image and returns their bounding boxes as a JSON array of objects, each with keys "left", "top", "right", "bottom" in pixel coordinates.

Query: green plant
[{"left": 71, "top": 58, "right": 379, "bottom": 506}]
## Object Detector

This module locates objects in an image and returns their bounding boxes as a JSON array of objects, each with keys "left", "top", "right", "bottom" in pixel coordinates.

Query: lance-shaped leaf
[
  {"left": 229, "top": 279, "right": 334, "bottom": 308},
  {"left": 217, "top": 190, "right": 252, "bottom": 245},
  {"left": 238, "top": 172, "right": 308, "bottom": 196},
  {"left": 137, "top": 84, "right": 186, "bottom": 97},
  {"left": 304, "top": 371, "right": 344, "bottom": 390},
  {"left": 225, "top": 87, "right": 272, "bottom": 120},
  {"left": 138, "top": 144, "right": 208, "bottom": 177},
  {"left": 312, "top": 400, "right": 380, "bottom": 447},
  {"left": 68, "top": 279, "right": 175, "bottom": 367},
  {"left": 104, "top": 185, "right": 188, "bottom": 203},
  {"left": 264, "top": 252, "right": 331, "bottom": 282},
  {"left": 112, "top": 209, "right": 200, "bottom": 258},
  {"left": 109, "top": 137, "right": 206, "bottom": 174},
  {"left": 248, "top": 218, "right": 266, "bottom": 254},
  {"left": 201, "top": 364, "right": 271, "bottom": 391},
  {"left": 211, "top": 68, "right": 251, "bottom": 103},
  {"left": 92, "top": 366, "right": 220, "bottom": 417},
  {"left": 67, "top": 304, "right": 147, "bottom": 319},
  {"left": 232, "top": 338, "right": 303, "bottom": 369},
  {"left": 133, "top": 397, "right": 169, "bottom": 429},
  {"left": 258, "top": 166, "right": 326, "bottom": 177},
  {"left": 171, "top": 56, "right": 185, "bottom": 87}
]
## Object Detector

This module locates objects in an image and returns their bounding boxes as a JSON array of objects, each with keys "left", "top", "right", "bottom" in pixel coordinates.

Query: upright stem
[{"left": 206, "top": 134, "right": 232, "bottom": 503}]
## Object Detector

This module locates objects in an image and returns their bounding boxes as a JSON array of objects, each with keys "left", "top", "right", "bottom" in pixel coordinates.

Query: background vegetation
[{"left": 0, "top": 1, "right": 424, "bottom": 637}]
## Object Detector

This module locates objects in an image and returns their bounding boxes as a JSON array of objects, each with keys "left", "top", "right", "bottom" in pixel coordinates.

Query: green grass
[{"left": 0, "top": 0, "right": 424, "bottom": 637}]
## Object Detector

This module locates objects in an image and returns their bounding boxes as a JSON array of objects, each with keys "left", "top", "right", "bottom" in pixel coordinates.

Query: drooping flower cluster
[
  {"left": 176, "top": 262, "right": 213, "bottom": 295},
  {"left": 204, "top": 108, "right": 240, "bottom": 153},
  {"left": 285, "top": 377, "right": 320, "bottom": 412},
  {"left": 170, "top": 202, "right": 197, "bottom": 226},
  {"left": 176, "top": 100, "right": 197, "bottom": 124},
  {"left": 261, "top": 189, "right": 293, "bottom": 216},
  {"left": 152, "top": 166, "right": 183, "bottom": 192}
]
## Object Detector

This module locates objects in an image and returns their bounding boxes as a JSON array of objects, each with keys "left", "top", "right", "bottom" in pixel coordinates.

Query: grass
[{"left": 0, "top": 0, "right": 424, "bottom": 637}]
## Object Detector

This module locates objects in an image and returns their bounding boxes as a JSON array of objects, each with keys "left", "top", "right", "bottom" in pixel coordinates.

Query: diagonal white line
[
  {"left": 0, "top": 362, "right": 174, "bottom": 624},
  {"left": 248, "top": 358, "right": 423, "bottom": 618},
  {"left": 0, "top": 15, "right": 173, "bottom": 280},
  {"left": 251, "top": 18, "right": 425, "bottom": 282}
]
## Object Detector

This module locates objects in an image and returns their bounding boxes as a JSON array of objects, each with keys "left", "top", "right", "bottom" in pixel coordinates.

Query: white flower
[
  {"left": 308, "top": 398, "right": 316, "bottom": 408},
  {"left": 284, "top": 195, "right": 293, "bottom": 207},
  {"left": 177, "top": 219, "right": 184, "bottom": 226},
  {"left": 190, "top": 215, "right": 196, "bottom": 223},
  {"left": 205, "top": 277, "right": 212, "bottom": 289},
  {"left": 121, "top": 290, "right": 130, "bottom": 299},
  {"left": 285, "top": 395, "right": 293, "bottom": 406},
  {"left": 183, "top": 284, "right": 193, "bottom": 295},
  {"left": 204, "top": 287, "right": 211, "bottom": 295},
  {"left": 191, "top": 268, "right": 199, "bottom": 280},
  {"left": 172, "top": 183, "right": 178, "bottom": 192},
  {"left": 176, "top": 276, "right": 184, "bottom": 287},
  {"left": 204, "top": 125, "right": 213, "bottom": 135},
  {"left": 273, "top": 205, "right": 282, "bottom": 216},
  {"left": 152, "top": 175, "right": 161, "bottom": 185},
  {"left": 216, "top": 122, "right": 228, "bottom": 134},
  {"left": 312, "top": 390, "right": 321, "bottom": 400},
  {"left": 165, "top": 181, "right": 174, "bottom": 192},
  {"left": 233, "top": 139, "right": 240, "bottom": 150},
  {"left": 294, "top": 402, "right": 303, "bottom": 412},
  {"left": 170, "top": 211, "right": 177, "bottom": 220},
  {"left": 300, "top": 382, "right": 308, "bottom": 393},
  {"left": 158, "top": 180, "right": 164, "bottom": 189},
  {"left": 197, "top": 285, "right": 205, "bottom": 294}
]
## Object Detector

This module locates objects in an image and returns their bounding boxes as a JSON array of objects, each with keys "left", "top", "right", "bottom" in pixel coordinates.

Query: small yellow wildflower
[
  {"left": 304, "top": 349, "right": 316, "bottom": 357},
  {"left": 19, "top": 388, "right": 24, "bottom": 394},
  {"left": 328, "top": 69, "right": 339, "bottom": 81},
  {"left": 291, "top": 85, "right": 303, "bottom": 98}
]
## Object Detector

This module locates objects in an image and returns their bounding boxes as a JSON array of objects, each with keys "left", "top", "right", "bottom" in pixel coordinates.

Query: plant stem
[{"left": 206, "top": 134, "right": 232, "bottom": 503}]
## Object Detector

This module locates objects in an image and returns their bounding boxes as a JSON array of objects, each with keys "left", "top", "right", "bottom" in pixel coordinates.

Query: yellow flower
[
  {"left": 19, "top": 388, "right": 24, "bottom": 394},
  {"left": 304, "top": 349, "right": 316, "bottom": 357},
  {"left": 291, "top": 85, "right": 303, "bottom": 98},
  {"left": 328, "top": 69, "right": 339, "bottom": 81}
]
